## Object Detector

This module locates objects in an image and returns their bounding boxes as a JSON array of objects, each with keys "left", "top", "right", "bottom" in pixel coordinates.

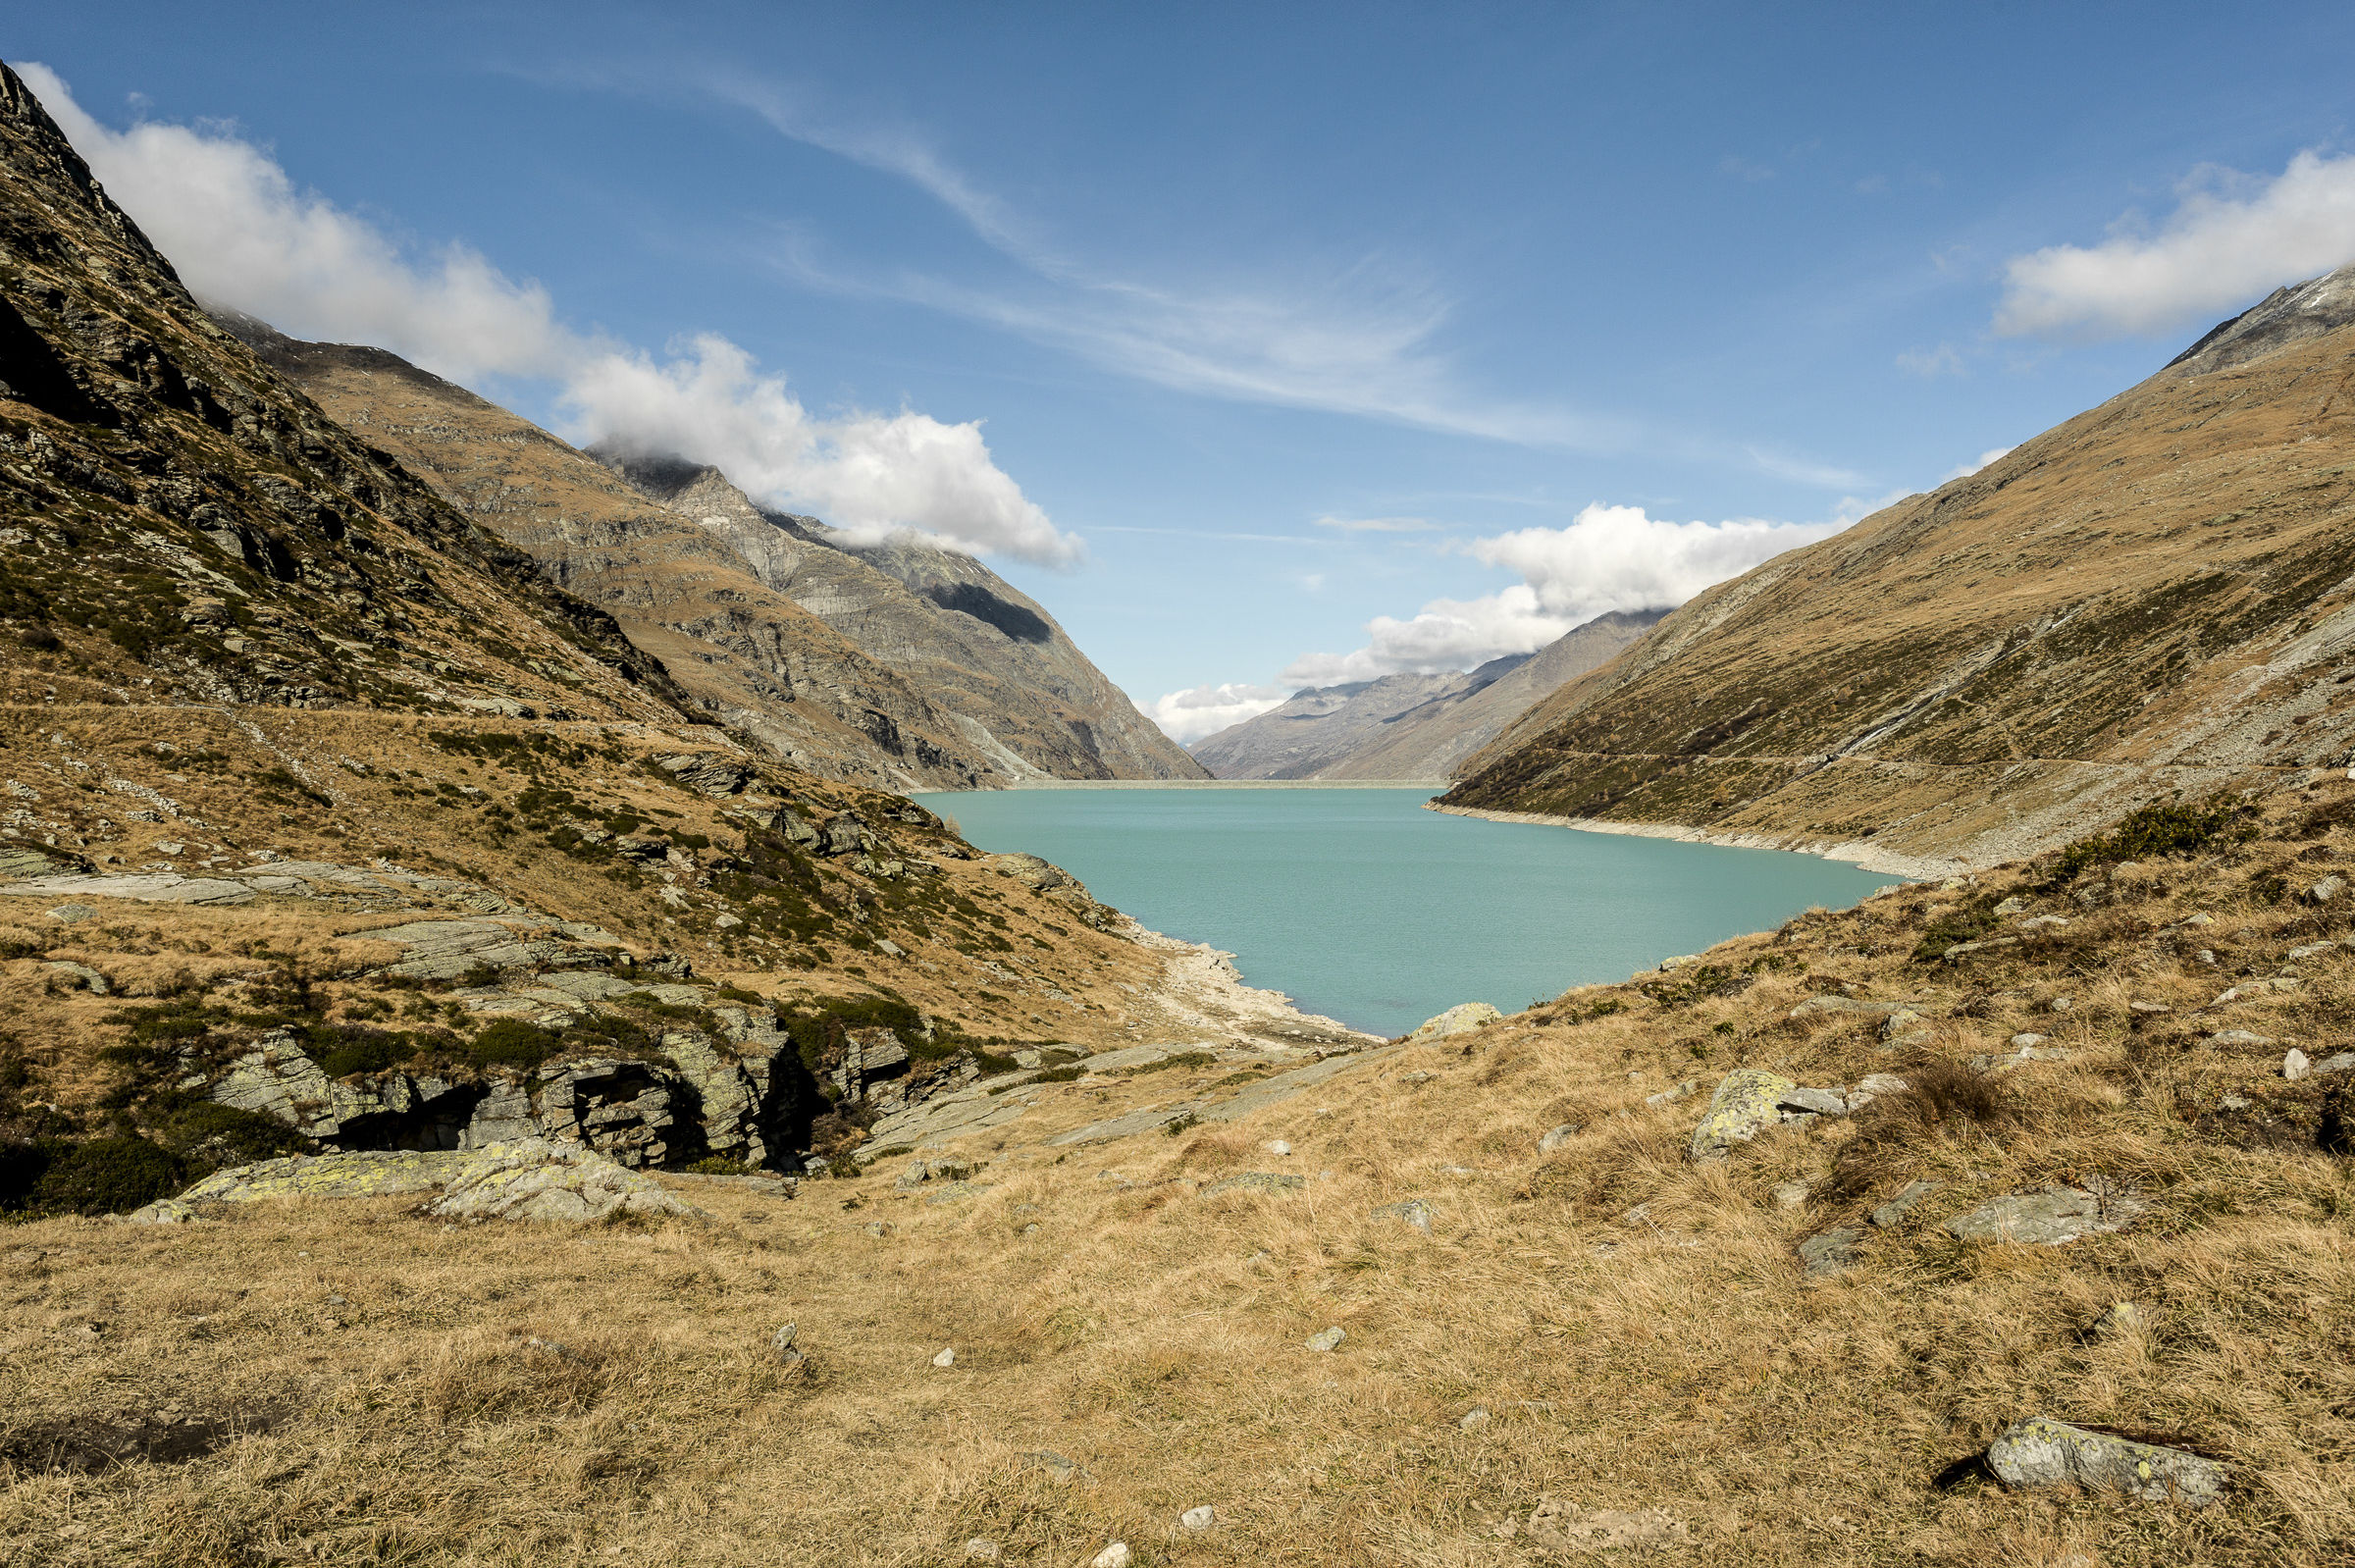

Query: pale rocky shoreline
[{"left": 1425, "top": 800, "right": 1962, "bottom": 880}]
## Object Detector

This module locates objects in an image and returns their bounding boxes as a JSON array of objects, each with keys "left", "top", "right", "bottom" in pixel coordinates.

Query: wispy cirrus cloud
[
  {"left": 683, "top": 70, "right": 1864, "bottom": 481},
  {"left": 1312, "top": 515, "right": 1443, "bottom": 535}
]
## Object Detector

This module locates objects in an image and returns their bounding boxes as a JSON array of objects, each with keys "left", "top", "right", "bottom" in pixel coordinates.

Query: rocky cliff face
[
  {"left": 1448, "top": 261, "right": 2355, "bottom": 866},
  {"left": 1192, "top": 609, "right": 1663, "bottom": 780},
  {"left": 606, "top": 455, "right": 1210, "bottom": 782}
]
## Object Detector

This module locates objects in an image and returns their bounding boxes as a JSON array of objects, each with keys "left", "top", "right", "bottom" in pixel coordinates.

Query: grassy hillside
[
  {"left": 1448, "top": 278, "right": 2355, "bottom": 867},
  {"left": 9, "top": 779, "right": 2355, "bottom": 1562}
]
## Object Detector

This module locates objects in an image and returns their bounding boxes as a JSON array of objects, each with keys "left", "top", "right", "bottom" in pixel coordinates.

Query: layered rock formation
[
  {"left": 1191, "top": 609, "right": 1661, "bottom": 779},
  {"left": 1448, "top": 261, "right": 2355, "bottom": 865}
]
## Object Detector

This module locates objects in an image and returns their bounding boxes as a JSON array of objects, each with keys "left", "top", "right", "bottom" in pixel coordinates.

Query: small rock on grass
[
  {"left": 2093, "top": 1301, "right": 2146, "bottom": 1339},
  {"left": 1986, "top": 1416, "right": 2224, "bottom": 1505},
  {"left": 965, "top": 1541, "right": 1000, "bottom": 1562},
  {"left": 1798, "top": 1227, "right": 1862, "bottom": 1279},
  {"left": 1265, "top": 1139, "right": 1292, "bottom": 1157},
  {"left": 1688, "top": 1069, "right": 1797, "bottom": 1160},
  {"left": 1089, "top": 1543, "right": 1131, "bottom": 1568},
  {"left": 2285, "top": 1049, "right": 2312, "bottom": 1080},
  {"left": 1372, "top": 1198, "right": 1433, "bottom": 1232},
  {"left": 1179, "top": 1505, "right": 1216, "bottom": 1531},
  {"left": 1870, "top": 1179, "right": 1940, "bottom": 1228},
  {"left": 1459, "top": 1406, "right": 1492, "bottom": 1431},
  {"left": 1538, "top": 1123, "right": 1579, "bottom": 1153},
  {"left": 931, "top": 1347, "right": 956, "bottom": 1368},
  {"left": 1770, "top": 1180, "right": 1810, "bottom": 1211},
  {"left": 1304, "top": 1326, "right": 1346, "bottom": 1352}
]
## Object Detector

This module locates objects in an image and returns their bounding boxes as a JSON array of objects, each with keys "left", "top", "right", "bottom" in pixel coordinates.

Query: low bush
[{"left": 2053, "top": 797, "right": 2253, "bottom": 878}]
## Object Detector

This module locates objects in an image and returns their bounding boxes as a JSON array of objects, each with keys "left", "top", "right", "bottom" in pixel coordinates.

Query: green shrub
[
  {"left": 317, "top": 1028, "right": 417, "bottom": 1078},
  {"left": 2054, "top": 798, "right": 2254, "bottom": 879},
  {"left": 469, "top": 1019, "right": 561, "bottom": 1070},
  {"left": 153, "top": 1101, "right": 309, "bottom": 1167},
  {"left": 30, "top": 1136, "right": 183, "bottom": 1215}
]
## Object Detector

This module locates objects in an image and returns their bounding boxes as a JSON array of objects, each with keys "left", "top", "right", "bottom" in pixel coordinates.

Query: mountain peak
[{"left": 2168, "top": 257, "right": 2355, "bottom": 375}]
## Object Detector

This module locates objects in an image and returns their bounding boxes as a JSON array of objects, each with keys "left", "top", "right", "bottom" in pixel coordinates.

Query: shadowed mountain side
[
  {"left": 0, "top": 63, "right": 687, "bottom": 727},
  {"left": 1320, "top": 609, "right": 1667, "bottom": 780},
  {"left": 211, "top": 317, "right": 997, "bottom": 792},
  {"left": 1447, "top": 260, "right": 2355, "bottom": 867},
  {"left": 605, "top": 456, "right": 1210, "bottom": 782}
]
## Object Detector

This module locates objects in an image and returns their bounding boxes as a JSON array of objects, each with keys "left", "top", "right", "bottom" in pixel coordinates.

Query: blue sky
[{"left": 15, "top": 3, "right": 2355, "bottom": 738}]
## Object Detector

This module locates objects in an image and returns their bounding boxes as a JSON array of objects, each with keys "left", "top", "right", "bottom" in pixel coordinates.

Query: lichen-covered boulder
[
  {"left": 1405, "top": 1003, "right": 1502, "bottom": 1044},
  {"left": 1987, "top": 1417, "right": 2224, "bottom": 1505},
  {"left": 425, "top": 1152, "right": 697, "bottom": 1224},
  {"left": 1688, "top": 1069, "right": 1797, "bottom": 1160}
]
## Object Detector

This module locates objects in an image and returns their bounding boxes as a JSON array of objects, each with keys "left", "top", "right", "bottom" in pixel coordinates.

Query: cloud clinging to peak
[
  {"left": 1997, "top": 149, "right": 2355, "bottom": 340},
  {"left": 20, "top": 63, "right": 1080, "bottom": 566}
]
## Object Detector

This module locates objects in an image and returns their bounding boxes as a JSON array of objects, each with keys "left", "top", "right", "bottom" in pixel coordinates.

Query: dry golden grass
[{"left": 11, "top": 781, "right": 2355, "bottom": 1563}]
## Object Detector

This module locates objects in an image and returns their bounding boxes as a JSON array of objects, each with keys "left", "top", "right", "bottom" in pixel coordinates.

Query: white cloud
[
  {"left": 1996, "top": 149, "right": 2355, "bottom": 340},
  {"left": 22, "top": 63, "right": 1080, "bottom": 566},
  {"left": 1279, "top": 499, "right": 1876, "bottom": 686},
  {"left": 1140, "top": 682, "right": 1288, "bottom": 744}
]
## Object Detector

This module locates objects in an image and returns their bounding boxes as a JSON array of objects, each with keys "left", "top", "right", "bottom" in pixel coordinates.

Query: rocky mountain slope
[
  {"left": 0, "top": 53, "right": 1356, "bottom": 1221},
  {"left": 217, "top": 318, "right": 1204, "bottom": 790},
  {"left": 1192, "top": 667, "right": 1483, "bottom": 778},
  {"left": 605, "top": 454, "right": 1207, "bottom": 782},
  {"left": 1316, "top": 608, "right": 1665, "bottom": 779},
  {"left": 212, "top": 317, "right": 1000, "bottom": 791},
  {"left": 1192, "top": 608, "right": 1662, "bottom": 779},
  {"left": 1446, "top": 264, "right": 2355, "bottom": 867}
]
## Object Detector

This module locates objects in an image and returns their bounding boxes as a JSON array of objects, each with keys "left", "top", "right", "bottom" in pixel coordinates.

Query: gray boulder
[
  {"left": 1688, "top": 1069, "right": 1796, "bottom": 1160},
  {"left": 1405, "top": 1002, "right": 1502, "bottom": 1044},
  {"left": 1870, "top": 1179, "right": 1940, "bottom": 1228},
  {"left": 1944, "top": 1183, "right": 2144, "bottom": 1246},
  {"left": 1798, "top": 1227, "right": 1863, "bottom": 1279},
  {"left": 1986, "top": 1417, "right": 2224, "bottom": 1505}
]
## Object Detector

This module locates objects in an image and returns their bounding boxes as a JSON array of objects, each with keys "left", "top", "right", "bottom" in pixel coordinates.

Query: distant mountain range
[
  {"left": 211, "top": 314, "right": 1206, "bottom": 791},
  {"left": 1446, "top": 258, "right": 2355, "bottom": 865},
  {"left": 1192, "top": 609, "right": 1663, "bottom": 779}
]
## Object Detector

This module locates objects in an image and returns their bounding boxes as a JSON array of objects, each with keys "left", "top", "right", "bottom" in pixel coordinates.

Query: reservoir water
[{"left": 914, "top": 787, "right": 1896, "bottom": 1037}]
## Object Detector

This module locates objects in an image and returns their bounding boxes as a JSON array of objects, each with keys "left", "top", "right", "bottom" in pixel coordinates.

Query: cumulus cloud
[
  {"left": 21, "top": 63, "right": 1079, "bottom": 565},
  {"left": 1279, "top": 500, "right": 1868, "bottom": 687},
  {"left": 1997, "top": 149, "right": 2355, "bottom": 340},
  {"left": 1139, "top": 682, "right": 1289, "bottom": 744}
]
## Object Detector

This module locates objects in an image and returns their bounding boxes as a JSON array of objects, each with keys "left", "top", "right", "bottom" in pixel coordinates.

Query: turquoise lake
[{"left": 913, "top": 787, "right": 1897, "bottom": 1038}]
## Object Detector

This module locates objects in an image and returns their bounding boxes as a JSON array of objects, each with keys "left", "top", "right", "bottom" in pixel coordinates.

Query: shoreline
[
  {"left": 1424, "top": 801, "right": 1965, "bottom": 880},
  {"left": 983, "top": 778, "right": 1447, "bottom": 791}
]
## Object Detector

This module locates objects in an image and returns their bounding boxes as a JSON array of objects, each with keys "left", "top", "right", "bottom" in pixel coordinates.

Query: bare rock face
[{"left": 2169, "top": 259, "right": 2355, "bottom": 375}]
